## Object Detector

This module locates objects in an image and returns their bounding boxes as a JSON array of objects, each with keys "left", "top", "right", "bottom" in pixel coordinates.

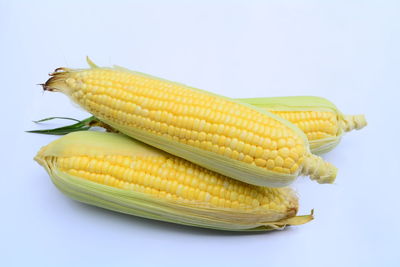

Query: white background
[{"left": 1, "top": 1, "right": 399, "bottom": 266}]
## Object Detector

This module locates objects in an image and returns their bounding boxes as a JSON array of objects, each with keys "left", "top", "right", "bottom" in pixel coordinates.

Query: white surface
[{"left": 1, "top": 1, "right": 399, "bottom": 266}]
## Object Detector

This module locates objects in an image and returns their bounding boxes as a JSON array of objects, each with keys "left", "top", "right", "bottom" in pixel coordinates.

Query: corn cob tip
[
  {"left": 41, "top": 68, "right": 71, "bottom": 92},
  {"left": 342, "top": 114, "right": 367, "bottom": 132},
  {"left": 300, "top": 154, "right": 337, "bottom": 184},
  {"left": 34, "top": 145, "right": 49, "bottom": 167}
]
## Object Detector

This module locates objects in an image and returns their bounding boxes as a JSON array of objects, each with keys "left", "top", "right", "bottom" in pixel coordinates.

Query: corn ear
[
  {"left": 241, "top": 96, "right": 367, "bottom": 154},
  {"left": 35, "top": 131, "right": 312, "bottom": 231},
  {"left": 42, "top": 59, "right": 337, "bottom": 187}
]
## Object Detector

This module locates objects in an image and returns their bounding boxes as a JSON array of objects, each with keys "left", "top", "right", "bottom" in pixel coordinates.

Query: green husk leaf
[
  {"left": 33, "top": 116, "right": 81, "bottom": 123},
  {"left": 27, "top": 116, "right": 97, "bottom": 135}
]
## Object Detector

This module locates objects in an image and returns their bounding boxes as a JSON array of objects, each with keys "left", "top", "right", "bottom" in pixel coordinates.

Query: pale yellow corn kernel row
[{"left": 56, "top": 154, "right": 296, "bottom": 213}]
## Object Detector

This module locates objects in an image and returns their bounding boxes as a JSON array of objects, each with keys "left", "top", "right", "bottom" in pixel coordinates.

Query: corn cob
[
  {"left": 240, "top": 96, "right": 367, "bottom": 154},
  {"left": 42, "top": 59, "right": 337, "bottom": 187},
  {"left": 35, "top": 131, "right": 312, "bottom": 231}
]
